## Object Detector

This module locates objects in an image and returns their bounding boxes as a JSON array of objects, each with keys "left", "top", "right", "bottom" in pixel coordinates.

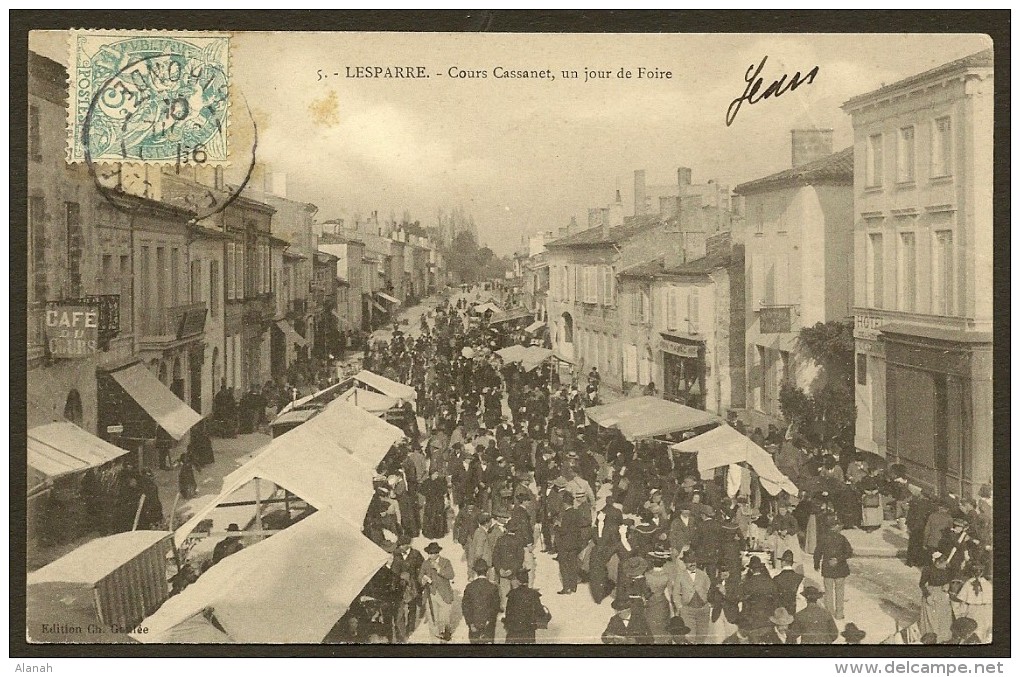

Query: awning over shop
[
  {"left": 138, "top": 510, "right": 388, "bottom": 644},
  {"left": 490, "top": 308, "right": 533, "bottom": 325},
  {"left": 275, "top": 320, "right": 308, "bottom": 347},
  {"left": 585, "top": 396, "right": 720, "bottom": 441},
  {"left": 111, "top": 364, "right": 202, "bottom": 440},
  {"left": 525, "top": 320, "right": 546, "bottom": 333},
  {"left": 175, "top": 400, "right": 404, "bottom": 545},
  {"left": 370, "top": 300, "right": 386, "bottom": 313},
  {"left": 28, "top": 422, "right": 132, "bottom": 483},
  {"left": 335, "top": 387, "right": 399, "bottom": 415},
  {"left": 671, "top": 424, "right": 799, "bottom": 496},
  {"left": 352, "top": 369, "right": 417, "bottom": 404},
  {"left": 29, "top": 530, "right": 173, "bottom": 586},
  {"left": 376, "top": 291, "right": 400, "bottom": 306}
]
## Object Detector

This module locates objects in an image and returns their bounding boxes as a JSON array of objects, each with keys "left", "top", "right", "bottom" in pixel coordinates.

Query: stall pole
[
  {"left": 254, "top": 478, "right": 264, "bottom": 537},
  {"left": 132, "top": 494, "right": 146, "bottom": 531}
]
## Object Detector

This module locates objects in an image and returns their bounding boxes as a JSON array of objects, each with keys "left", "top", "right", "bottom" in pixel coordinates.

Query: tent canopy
[
  {"left": 376, "top": 291, "right": 400, "bottom": 306},
  {"left": 671, "top": 424, "right": 799, "bottom": 496},
  {"left": 174, "top": 401, "right": 403, "bottom": 545},
  {"left": 28, "top": 531, "right": 173, "bottom": 586},
  {"left": 137, "top": 510, "right": 388, "bottom": 644},
  {"left": 496, "top": 344, "right": 554, "bottom": 372},
  {"left": 28, "top": 422, "right": 131, "bottom": 482},
  {"left": 335, "top": 387, "right": 399, "bottom": 415},
  {"left": 111, "top": 364, "right": 202, "bottom": 440},
  {"left": 525, "top": 320, "right": 546, "bottom": 333},
  {"left": 585, "top": 396, "right": 720, "bottom": 441},
  {"left": 472, "top": 302, "right": 502, "bottom": 315},
  {"left": 352, "top": 369, "right": 417, "bottom": 403}
]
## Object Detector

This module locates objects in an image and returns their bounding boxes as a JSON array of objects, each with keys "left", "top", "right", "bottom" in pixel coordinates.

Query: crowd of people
[{"left": 335, "top": 294, "right": 989, "bottom": 646}]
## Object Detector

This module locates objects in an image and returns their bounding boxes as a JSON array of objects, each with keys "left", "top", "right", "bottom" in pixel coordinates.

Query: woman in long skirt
[
  {"left": 420, "top": 472, "right": 449, "bottom": 539},
  {"left": 859, "top": 470, "right": 885, "bottom": 531},
  {"left": 918, "top": 555, "right": 954, "bottom": 643},
  {"left": 953, "top": 569, "right": 993, "bottom": 643},
  {"left": 643, "top": 552, "right": 674, "bottom": 643}
]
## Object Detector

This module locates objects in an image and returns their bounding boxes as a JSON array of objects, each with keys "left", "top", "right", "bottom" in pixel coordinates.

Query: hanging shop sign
[{"left": 45, "top": 305, "right": 99, "bottom": 357}]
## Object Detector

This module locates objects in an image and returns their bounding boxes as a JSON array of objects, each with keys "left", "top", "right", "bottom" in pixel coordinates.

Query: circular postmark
[{"left": 84, "top": 52, "right": 258, "bottom": 222}]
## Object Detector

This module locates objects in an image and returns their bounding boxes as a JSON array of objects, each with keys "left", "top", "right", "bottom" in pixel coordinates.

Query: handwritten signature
[{"left": 726, "top": 56, "right": 819, "bottom": 127}]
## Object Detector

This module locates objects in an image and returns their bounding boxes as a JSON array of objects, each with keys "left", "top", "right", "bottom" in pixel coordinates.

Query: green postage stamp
[{"left": 67, "top": 30, "right": 231, "bottom": 164}]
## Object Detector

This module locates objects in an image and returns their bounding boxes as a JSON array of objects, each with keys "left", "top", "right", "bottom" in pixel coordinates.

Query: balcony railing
[{"left": 140, "top": 301, "right": 207, "bottom": 340}]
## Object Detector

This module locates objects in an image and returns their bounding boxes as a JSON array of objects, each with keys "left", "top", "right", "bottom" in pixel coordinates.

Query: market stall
[
  {"left": 496, "top": 344, "right": 555, "bottom": 372},
  {"left": 585, "top": 395, "right": 720, "bottom": 441},
  {"left": 135, "top": 510, "right": 389, "bottom": 643},
  {"left": 671, "top": 423, "right": 799, "bottom": 497},
  {"left": 351, "top": 369, "right": 417, "bottom": 408},
  {"left": 28, "top": 530, "right": 175, "bottom": 639}
]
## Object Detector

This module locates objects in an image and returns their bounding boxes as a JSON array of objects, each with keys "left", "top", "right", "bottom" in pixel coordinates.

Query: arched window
[
  {"left": 63, "top": 389, "right": 83, "bottom": 427},
  {"left": 560, "top": 312, "right": 574, "bottom": 343}
]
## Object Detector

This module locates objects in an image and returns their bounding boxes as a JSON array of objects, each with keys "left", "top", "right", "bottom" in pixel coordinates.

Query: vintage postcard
[{"left": 16, "top": 16, "right": 1004, "bottom": 659}]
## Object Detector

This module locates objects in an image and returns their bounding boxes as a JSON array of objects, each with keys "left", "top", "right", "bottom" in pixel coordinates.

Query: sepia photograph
[{"left": 12, "top": 12, "right": 1006, "bottom": 659}]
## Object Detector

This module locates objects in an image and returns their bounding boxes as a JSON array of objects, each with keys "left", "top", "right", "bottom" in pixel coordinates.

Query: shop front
[{"left": 660, "top": 334, "right": 706, "bottom": 411}]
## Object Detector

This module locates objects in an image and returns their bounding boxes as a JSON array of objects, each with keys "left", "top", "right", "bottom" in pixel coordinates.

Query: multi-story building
[
  {"left": 319, "top": 236, "right": 366, "bottom": 332},
  {"left": 733, "top": 131, "right": 854, "bottom": 426},
  {"left": 617, "top": 233, "right": 745, "bottom": 415},
  {"left": 312, "top": 250, "right": 341, "bottom": 358},
  {"left": 843, "top": 50, "right": 993, "bottom": 496}
]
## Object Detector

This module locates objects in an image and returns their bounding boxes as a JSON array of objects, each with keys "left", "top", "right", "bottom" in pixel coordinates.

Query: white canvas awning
[
  {"left": 137, "top": 510, "right": 388, "bottom": 644},
  {"left": 585, "top": 396, "right": 719, "bottom": 441},
  {"left": 671, "top": 424, "right": 799, "bottom": 496},
  {"left": 352, "top": 369, "right": 417, "bottom": 403},
  {"left": 376, "top": 291, "right": 400, "bottom": 305},
  {"left": 28, "top": 422, "right": 131, "bottom": 482},
  {"left": 28, "top": 530, "right": 173, "bottom": 586},
  {"left": 472, "top": 302, "right": 502, "bottom": 314},
  {"left": 275, "top": 320, "right": 308, "bottom": 347},
  {"left": 525, "top": 320, "right": 546, "bottom": 333},
  {"left": 335, "top": 387, "right": 399, "bottom": 415},
  {"left": 111, "top": 364, "right": 201, "bottom": 440}
]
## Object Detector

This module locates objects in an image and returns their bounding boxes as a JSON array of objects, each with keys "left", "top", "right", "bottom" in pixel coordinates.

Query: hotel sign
[
  {"left": 854, "top": 312, "right": 885, "bottom": 340},
  {"left": 45, "top": 305, "right": 99, "bottom": 357},
  {"left": 759, "top": 306, "right": 792, "bottom": 334}
]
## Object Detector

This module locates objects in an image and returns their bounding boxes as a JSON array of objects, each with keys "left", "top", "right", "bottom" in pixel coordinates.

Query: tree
[{"left": 779, "top": 320, "right": 856, "bottom": 453}]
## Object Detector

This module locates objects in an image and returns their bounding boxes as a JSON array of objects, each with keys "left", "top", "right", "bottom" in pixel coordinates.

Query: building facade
[
  {"left": 734, "top": 133, "right": 854, "bottom": 426},
  {"left": 843, "top": 50, "right": 993, "bottom": 496}
]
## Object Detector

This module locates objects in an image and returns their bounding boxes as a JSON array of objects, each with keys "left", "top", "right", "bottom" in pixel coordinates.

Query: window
[
  {"left": 897, "top": 126, "right": 916, "bottom": 183},
  {"left": 29, "top": 105, "right": 41, "bottom": 161},
  {"left": 584, "top": 266, "right": 597, "bottom": 303},
  {"left": 764, "top": 261, "right": 776, "bottom": 305},
  {"left": 932, "top": 117, "right": 952, "bottom": 178},
  {"left": 226, "top": 243, "right": 236, "bottom": 300},
  {"left": 641, "top": 288, "right": 650, "bottom": 324},
  {"left": 191, "top": 260, "right": 203, "bottom": 304},
  {"left": 755, "top": 203, "right": 764, "bottom": 234},
  {"left": 29, "top": 196, "right": 46, "bottom": 302},
  {"left": 140, "top": 246, "right": 151, "bottom": 314},
  {"left": 899, "top": 232, "right": 917, "bottom": 312},
  {"left": 751, "top": 253, "right": 764, "bottom": 308},
  {"left": 688, "top": 288, "right": 700, "bottom": 334},
  {"left": 866, "top": 134, "right": 883, "bottom": 188},
  {"left": 65, "top": 202, "right": 82, "bottom": 298},
  {"left": 561, "top": 266, "right": 568, "bottom": 300},
  {"left": 574, "top": 265, "right": 583, "bottom": 302},
  {"left": 156, "top": 246, "right": 166, "bottom": 314},
  {"left": 601, "top": 266, "right": 613, "bottom": 306},
  {"left": 235, "top": 243, "right": 245, "bottom": 300},
  {"left": 666, "top": 287, "right": 679, "bottom": 330},
  {"left": 932, "top": 230, "right": 954, "bottom": 315},
  {"left": 610, "top": 267, "right": 617, "bottom": 306},
  {"left": 119, "top": 255, "right": 132, "bottom": 332},
  {"left": 856, "top": 353, "right": 868, "bottom": 386},
  {"left": 624, "top": 344, "right": 638, "bottom": 383},
  {"left": 868, "top": 233, "right": 884, "bottom": 309},
  {"left": 170, "top": 248, "right": 180, "bottom": 306}
]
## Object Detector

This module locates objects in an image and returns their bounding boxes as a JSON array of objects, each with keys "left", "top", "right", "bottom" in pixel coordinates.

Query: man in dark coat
[
  {"left": 905, "top": 490, "right": 937, "bottom": 567},
  {"left": 691, "top": 508, "right": 723, "bottom": 579},
  {"left": 390, "top": 536, "right": 425, "bottom": 638},
  {"left": 771, "top": 550, "right": 804, "bottom": 616},
  {"left": 462, "top": 558, "right": 501, "bottom": 644},
  {"left": 589, "top": 495, "right": 625, "bottom": 603},
  {"left": 492, "top": 524, "right": 527, "bottom": 608},
  {"left": 504, "top": 570, "right": 546, "bottom": 644},
  {"left": 212, "top": 523, "right": 245, "bottom": 565},
  {"left": 601, "top": 596, "right": 652, "bottom": 644},
  {"left": 813, "top": 520, "right": 854, "bottom": 620},
  {"left": 789, "top": 586, "right": 838, "bottom": 644},
  {"left": 752, "top": 607, "right": 796, "bottom": 644},
  {"left": 556, "top": 491, "right": 592, "bottom": 594}
]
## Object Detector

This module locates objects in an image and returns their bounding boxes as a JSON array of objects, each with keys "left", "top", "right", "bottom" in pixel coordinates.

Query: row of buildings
[
  {"left": 522, "top": 50, "right": 993, "bottom": 498},
  {"left": 26, "top": 51, "right": 446, "bottom": 464}
]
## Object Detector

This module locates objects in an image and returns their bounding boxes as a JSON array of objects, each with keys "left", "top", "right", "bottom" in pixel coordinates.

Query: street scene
[{"left": 23, "top": 30, "right": 994, "bottom": 648}]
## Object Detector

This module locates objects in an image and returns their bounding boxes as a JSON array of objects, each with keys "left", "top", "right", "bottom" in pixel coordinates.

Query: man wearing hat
[
  {"left": 841, "top": 623, "right": 867, "bottom": 645},
  {"left": 556, "top": 490, "right": 592, "bottom": 594},
  {"left": 492, "top": 523, "right": 527, "bottom": 608},
  {"left": 673, "top": 551, "right": 713, "bottom": 644},
  {"left": 555, "top": 456, "right": 595, "bottom": 510},
  {"left": 722, "top": 614, "right": 755, "bottom": 644},
  {"left": 540, "top": 477, "right": 569, "bottom": 554},
  {"left": 390, "top": 535, "right": 425, "bottom": 639},
  {"left": 669, "top": 502, "right": 699, "bottom": 559},
  {"left": 665, "top": 615, "right": 693, "bottom": 645},
  {"left": 211, "top": 523, "right": 244, "bottom": 565},
  {"left": 419, "top": 542, "right": 455, "bottom": 642},
  {"left": 813, "top": 519, "right": 854, "bottom": 620},
  {"left": 789, "top": 585, "right": 838, "bottom": 644},
  {"left": 468, "top": 512, "right": 502, "bottom": 581},
  {"left": 741, "top": 556, "right": 778, "bottom": 633},
  {"left": 601, "top": 596, "right": 651, "bottom": 645},
  {"left": 923, "top": 501, "right": 954, "bottom": 560},
  {"left": 461, "top": 558, "right": 501, "bottom": 644},
  {"left": 753, "top": 607, "right": 796, "bottom": 644},
  {"left": 504, "top": 569, "right": 547, "bottom": 644},
  {"left": 772, "top": 550, "right": 804, "bottom": 616}
]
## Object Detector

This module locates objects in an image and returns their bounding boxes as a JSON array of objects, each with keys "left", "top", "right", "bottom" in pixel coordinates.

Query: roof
[
  {"left": 843, "top": 49, "right": 993, "bottom": 111},
  {"left": 353, "top": 370, "right": 417, "bottom": 403},
  {"left": 28, "top": 422, "right": 132, "bottom": 482},
  {"left": 734, "top": 147, "right": 853, "bottom": 195},
  {"left": 28, "top": 531, "right": 173, "bottom": 586},
  {"left": 585, "top": 396, "right": 720, "bottom": 441},
  {"left": 335, "top": 387, "right": 400, "bottom": 415},
  {"left": 618, "top": 249, "right": 733, "bottom": 280},
  {"left": 545, "top": 214, "right": 662, "bottom": 249}
]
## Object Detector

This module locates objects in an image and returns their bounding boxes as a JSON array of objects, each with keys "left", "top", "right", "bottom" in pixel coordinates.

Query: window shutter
[{"left": 689, "top": 288, "right": 700, "bottom": 333}]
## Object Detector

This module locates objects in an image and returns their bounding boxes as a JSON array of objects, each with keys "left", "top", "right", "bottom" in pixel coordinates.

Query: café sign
[{"left": 45, "top": 305, "right": 99, "bottom": 357}]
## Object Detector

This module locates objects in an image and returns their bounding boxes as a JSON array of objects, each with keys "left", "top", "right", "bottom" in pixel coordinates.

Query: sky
[{"left": 31, "top": 31, "right": 992, "bottom": 254}]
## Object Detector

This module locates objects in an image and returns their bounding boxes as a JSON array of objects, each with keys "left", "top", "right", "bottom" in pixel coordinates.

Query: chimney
[
  {"left": 587, "top": 208, "right": 600, "bottom": 230},
  {"left": 791, "top": 128, "right": 834, "bottom": 167},
  {"left": 608, "top": 190, "right": 624, "bottom": 228},
  {"left": 634, "top": 169, "right": 647, "bottom": 216},
  {"left": 568, "top": 215, "right": 578, "bottom": 234},
  {"left": 677, "top": 167, "right": 693, "bottom": 196}
]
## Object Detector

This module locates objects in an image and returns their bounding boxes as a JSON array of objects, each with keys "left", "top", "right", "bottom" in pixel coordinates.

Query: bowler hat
[
  {"left": 473, "top": 558, "right": 491, "bottom": 575},
  {"left": 666, "top": 616, "right": 691, "bottom": 636},
  {"left": 801, "top": 586, "right": 824, "bottom": 601},
  {"left": 611, "top": 596, "right": 633, "bottom": 611},
  {"left": 951, "top": 617, "right": 978, "bottom": 637},
  {"left": 424, "top": 542, "right": 442, "bottom": 555},
  {"left": 226, "top": 523, "right": 240, "bottom": 532},
  {"left": 779, "top": 550, "right": 795, "bottom": 564},
  {"left": 515, "top": 569, "right": 530, "bottom": 585},
  {"left": 841, "top": 623, "right": 867, "bottom": 643}
]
